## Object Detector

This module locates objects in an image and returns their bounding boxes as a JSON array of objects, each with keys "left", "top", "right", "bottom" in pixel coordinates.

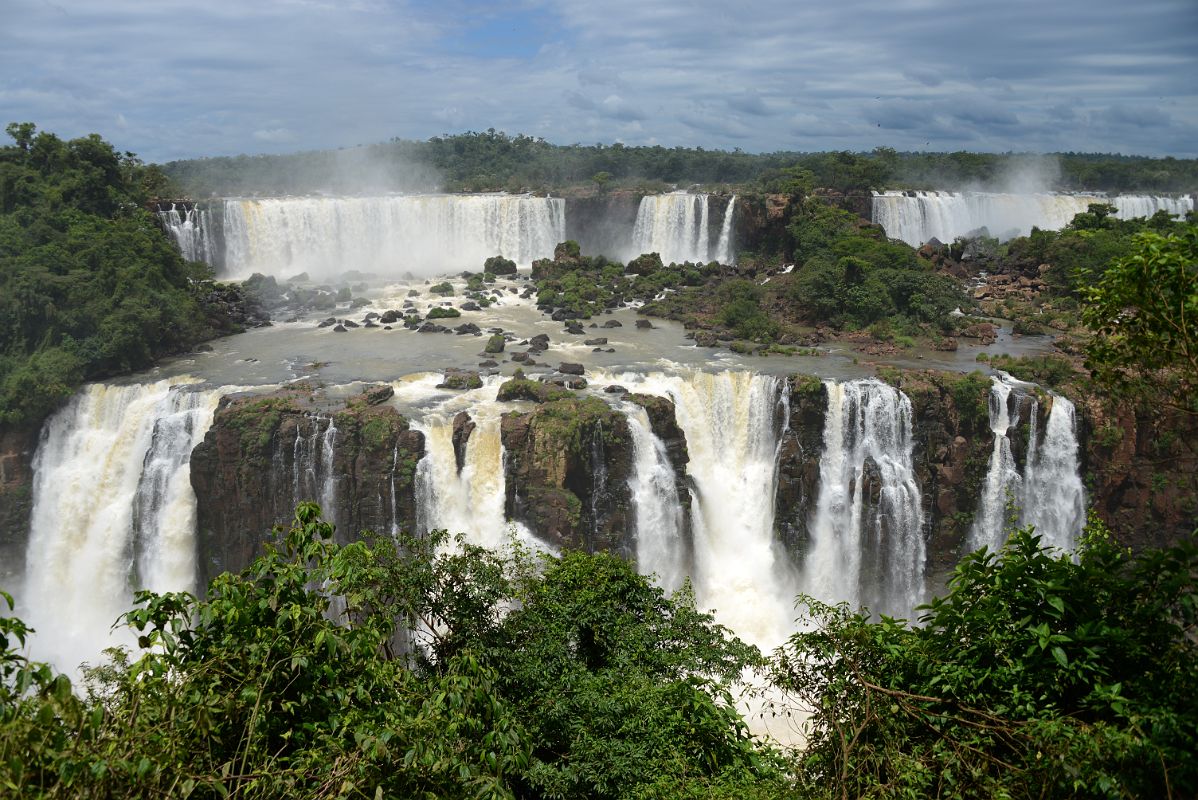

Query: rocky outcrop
[
  {"left": 563, "top": 191, "right": 644, "bottom": 259},
  {"left": 189, "top": 383, "right": 423, "bottom": 589},
  {"left": 0, "top": 425, "right": 37, "bottom": 589},
  {"left": 1079, "top": 399, "right": 1198, "bottom": 551},
  {"left": 500, "top": 396, "right": 634, "bottom": 555},
  {"left": 625, "top": 393, "right": 693, "bottom": 568},
  {"left": 774, "top": 376, "right": 830, "bottom": 563}
]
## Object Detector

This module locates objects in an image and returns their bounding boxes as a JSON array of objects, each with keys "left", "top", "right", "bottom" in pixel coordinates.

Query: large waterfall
[
  {"left": 970, "top": 376, "right": 1086, "bottom": 553},
  {"left": 872, "top": 190, "right": 1195, "bottom": 245},
  {"left": 16, "top": 369, "right": 1094, "bottom": 676},
  {"left": 631, "top": 193, "right": 736, "bottom": 266},
  {"left": 804, "top": 380, "right": 926, "bottom": 619},
  {"left": 20, "top": 380, "right": 228, "bottom": 675},
  {"left": 159, "top": 194, "right": 566, "bottom": 278}
]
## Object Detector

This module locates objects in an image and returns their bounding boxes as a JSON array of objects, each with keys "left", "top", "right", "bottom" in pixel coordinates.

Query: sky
[{"left": 2, "top": 0, "right": 1196, "bottom": 163}]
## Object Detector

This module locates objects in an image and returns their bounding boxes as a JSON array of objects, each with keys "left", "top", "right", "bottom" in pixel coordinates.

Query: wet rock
[
  {"left": 436, "top": 370, "right": 483, "bottom": 390},
  {"left": 342, "top": 319, "right": 360, "bottom": 329},
  {"left": 635, "top": 319, "right": 653, "bottom": 329},
  {"left": 530, "top": 333, "right": 550, "bottom": 349},
  {"left": 565, "top": 323, "right": 585, "bottom": 335},
  {"left": 333, "top": 324, "right": 347, "bottom": 332},
  {"left": 454, "top": 323, "right": 482, "bottom": 335},
  {"left": 484, "top": 333, "right": 506, "bottom": 354},
  {"left": 604, "top": 385, "right": 629, "bottom": 394},
  {"left": 543, "top": 375, "right": 588, "bottom": 390},
  {"left": 602, "top": 319, "right": 623, "bottom": 328},
  {"left": 694, "top": 330, "right": 719, "bottom": 347},
  {"left": 379, "top": 310, "right": 401, "bottom": 324},
  {"left": 460, "top": 301, "right": 481, "bottom": 311},
  {"left": 196, "top": 343, "right": 214, "bottom": 352},
  {"left": 583, "top": 337, "right": 608, "bottom": 346},
  {"left": 558, "top": 362, "right": 585, "bottom": 376},
  {"left": 451, "top": 412, "right": 476, "bottom": 472},
  {"left": 418, "top": 323, "right": 447, "bottom": 333},
  {"left": 317, "top": 317, "right": 337, "bottom": 328},
  {"left": 511, "top": 352, "right": 530, "bottom": 363},
  {"left": 364, "top": 312, "right": 380, "bottom": 321}
]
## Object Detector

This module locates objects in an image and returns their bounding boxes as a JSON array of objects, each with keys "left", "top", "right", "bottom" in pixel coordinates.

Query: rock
[
  {"left": 418, "top": 323, "right": 447, "bottom": 333},
  {"left": 496, "top": 376, "right": 572, "bottom": 403},
  {"left": 342, "top": 319, "right": 360, "bottom": 329},
  {"left": 564, "top": 323, "right": 585, "bottom": 335},
  {"left": 379, "top": 310, "right": 401, "bottom": 324},
  {"left": 511, "top": 352, "right": 530, "bottom": 363},
  {"left": 451, "top": 412, "right": 476, "bottom": 472},
  {"left": 363, "top": 320, "right": 378, "bottom": 328},
  {"left": 960, "top": 323, "right": 998, "bottom": 344},
  {"left": 543, "top": 375, "right": 588, "bottom": 390},
  {"left": 530, "top": 333, "right": 550, "bottom": 349},
  {"left": 195, "top": 343, "right": 214, "bottom": 352},
  {"left": 436, "top": 370, "right": 483, "bottom": 390},
  {"left": 350, "top": 297, "right": 371, "bottom": 308},
  {"left": 364, "top": 312, "right": 380, "bottom": 321},
  {"left": 484, "top": 333, "right": 506, "bottom": 354},
  {"left": 604, "top": 385, "right": 629, "bottom": 394},
  {"left": 694, "top": 330, "right": 719, "bottom": 347},
  {"left": 626, "top": 252, "right": 664, "bottom": 276},
  {"left": 478, "top": 359, "right": 499, "bottom": 368},
  {"left": 583, "top": 337, "right": 608, "bottom": 346},
  {"left": 635, "top": 319, "right": 653, "bottom": 329},
  {"left": 602, "top": 319, "right": 623, "bottom": 328},
  {"left": 318, "top": 317, "right": 337, "bottom": 328},
  {"left": 454, "top": 323, "right": 482, "bottom": 335},
  {"left": 333, "top": 324, "right": 347, "bottom": 332},
  {"left": 408, "top": 289, "right": 420, "bottom": 296},
  {"left": 484, "top": 255, "right": 518, "bottom": 275},
  {"left": 460, "top": 301, "right": 481, "bottom": 311},
  {"left": 558, "top": 362, "right": 585, "bottom": 376}
]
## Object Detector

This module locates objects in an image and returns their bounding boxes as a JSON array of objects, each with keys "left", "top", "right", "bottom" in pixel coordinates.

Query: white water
[
  {"left": 605, "top": 370, "right": 797, "bottom": 649},
  {"left": 623, "top": 405, "right": 688, "bottom": 593},
  {"left": 714, "top": 195, "right": 737, "bottom": 265},
  {"left": 21, "top": 380, "right": 228, "bottom": 676},
  {"left": 1022, "top": 393, "right": 1086, "bottom": 552},
  {"left": 804, "top": 380, "right": 925, "bottom": 619},
  {"left": 631, "top": 193, "right": 721, "bottom": 266},
  {"left": 872, "top": 190, "right": 1195, "bottom": 245},
  {"left": 157, "top": 203, "right": 217, "bottom": 263},
  {"left": 968, "top": 376, "right": 1024, "bottom": 552},
  {"left": 215, "top": 194, "right": 565, "bottom": 279}
]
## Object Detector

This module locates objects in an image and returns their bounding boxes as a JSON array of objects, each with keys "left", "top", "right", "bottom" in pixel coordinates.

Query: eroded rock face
[
  {"left": 0, "top": 425, "right": 37, "bottom": 588},
  {"left": 189, "top": 383, "right": 424, "bottom": 589},
  {"left": 774, "top": 377, "right": 829, "bottom": 565},
  {"left": 500, "top": 396, "right": 633, "bottom": 556}
]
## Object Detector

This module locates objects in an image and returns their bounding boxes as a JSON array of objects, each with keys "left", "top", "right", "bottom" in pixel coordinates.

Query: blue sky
[{"left": 2, "top": 0, "right": 1195, "bottom": 163}]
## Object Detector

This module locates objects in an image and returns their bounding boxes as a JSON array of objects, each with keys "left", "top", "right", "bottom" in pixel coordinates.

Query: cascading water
[
  {"left": 714, "top": 195, "right": 737, "bottom": 265},
  {"left": 606, "top": 370, "right": 796, "bottom": 649},
  {"left": 623, "top": 405, "right": 688, "bottom": 593},
  {"left": 804, "top": 379, "right": 925, "bottom": 619},
  {"left": 21, "top": 380, "right": 228, "bottom": 675},
  {"left": 156, "top": 203, "right": 216, "bottom": 263},
  {"left": 402, "top": 377, "right": 539, "bottom": 551},
  {"left": 969, "top": 376, "right": 1024, "bottom": 553},
  {"left": 872, "top": 190, "right": 1195, "bottom": 246},
  {"left": 218, "top": 194, "right": 565, "bottom": 279},
  {"left": 967, "top": 376, "right": 1086, "bottom": 554},
  {"left": 631, "top": 193, "right": 714, "bottom": 265},
  {"left": 1022, "top": 393, "right": 1086, "bottom": 553}
]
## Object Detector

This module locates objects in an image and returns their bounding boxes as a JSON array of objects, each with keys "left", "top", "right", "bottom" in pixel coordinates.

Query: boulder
[
  {"left": 484, "top": 333, "right": 506, "bottom": 354},
  {"left": 558, "top": 362, "right": 585, "bottom": 376}
]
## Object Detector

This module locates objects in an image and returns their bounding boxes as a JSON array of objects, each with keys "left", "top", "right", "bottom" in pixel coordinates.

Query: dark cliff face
[
  {"left": 564, "top": 192, "right": 644, "bottom": 260},
  {"left": 189, "top": 384, "right": 423, "bottom": 589},
  {"left": 774, "top": 377, "right": 830, "bottom": 565},
  {"left": 500, "top": 396, "right": 634, "bottom": 555},
  {"left": 625, "top": 392, "right": 693, "bottom": 570},
  {"left": 1079, "top": 399, "right": 1198, "bottom": 550},
  {"left": 0, "top": 425, "right": 38, "bottom": 589}
]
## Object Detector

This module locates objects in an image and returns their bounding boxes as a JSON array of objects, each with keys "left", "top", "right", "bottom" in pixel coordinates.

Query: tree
[{"left": 1082, "top": 224, "right": 1198, "bottom": 415}]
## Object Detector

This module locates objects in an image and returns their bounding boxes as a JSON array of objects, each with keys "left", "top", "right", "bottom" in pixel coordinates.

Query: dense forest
[
  {"left": 162, "top": 130, "right": 1198, "bottom": 196},
  {"left": 0, "top": 124, "right": 255, "bottom": 427}
]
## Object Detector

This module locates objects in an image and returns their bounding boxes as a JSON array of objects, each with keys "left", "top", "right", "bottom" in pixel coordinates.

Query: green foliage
[
  {"left": 777, "top": 520, "right": 1198, "bottom": 799},
  {"left": 426, "top": 306, "right": 461, "bottom": 319},
  {"left": 428, "top": 281, "right": 454, "bottom": 295},
  {"left": 1, "top": 504, "right": 775, "bottom": 798},
  {"left": 1082, "top": 224, "right": 1198, "bottom": 415},
  {"left": 0, "top": 124, "right": 228, "bottom": 426},
  {"left": 988, "top": 354, "right": 1080, "bottom": 388}
]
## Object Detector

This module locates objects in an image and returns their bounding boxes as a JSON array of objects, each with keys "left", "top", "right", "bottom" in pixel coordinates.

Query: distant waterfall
[
  {"left": 165, "top": 194, "right": 564, "bottom": 279},
  {"left": 969, "top": 376, "right": 1024, "bottom": 553},
  {"left": 631, "top": 193, "right": 716, "bottom": 265},
  {"left": 804, "top": 380, "right": 925, "bottom": 619},
  {"left": 969, "top": 376, "right": 1086, "bottom": 554},
  {"left": 624, "top": 405, "right": 687, "bottom": 593},
  {"left": 872, "top": 191, "right": 1195, "bottom": 245},
  {"left": 157, "top": 203, "right": 216, "bottom": 262},
  {"left": 714, "top": 195, "right": 737, "bottom": 265},
  {"left": 21, "top": 380, "right": 227, "bottom": 675}
]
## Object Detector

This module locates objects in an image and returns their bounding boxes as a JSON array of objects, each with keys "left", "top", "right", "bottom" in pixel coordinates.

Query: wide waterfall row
[
  {"left": 631, "top": 193, "right": 736, "bottom": 266},
  {"left": 872, "top": 190, "right": 1195, "bottom": 245},
  {"left": 17, "top": 369, "right": 1090, "bottom": 675},
  {"left": 969, "top": 375, "right": 1086, "bottom": 554}
]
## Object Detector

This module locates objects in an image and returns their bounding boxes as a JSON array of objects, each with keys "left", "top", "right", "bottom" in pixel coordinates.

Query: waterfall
[
  {"left": 1022, "top": 394, "right": 1086, "bottom": 552},
  {"left": 804, "top": 380, "right": 925, "bottom": 619},
  {"left": 631, "top": 193, "right": 718, "bottom": 265},
  {"left": 217, "top": 194, "right": 565, "bottom": 279},
  {"left": 606, "top": 370, "right": 796, "bottom": 648},
  {"left": 21, "top": 380, "right": 227, "bottom": 675},
  {"left": 872, "top": 191, "right": 1195, "bottom": 246},
  {"left": 156, "top": 203, "right": 216, "bottom": 262},
  {"left": 714, "top": 195, "right": 737, "bottom": 265},
  {"left": 966, "top": 377, "right": 1086, "bottom": 554},
  {"left": 623, "top": 405, "right": 687, "bottom": 593},
  {"left": 968, "top": 376, "right": 1024, "bottom": 553}
]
